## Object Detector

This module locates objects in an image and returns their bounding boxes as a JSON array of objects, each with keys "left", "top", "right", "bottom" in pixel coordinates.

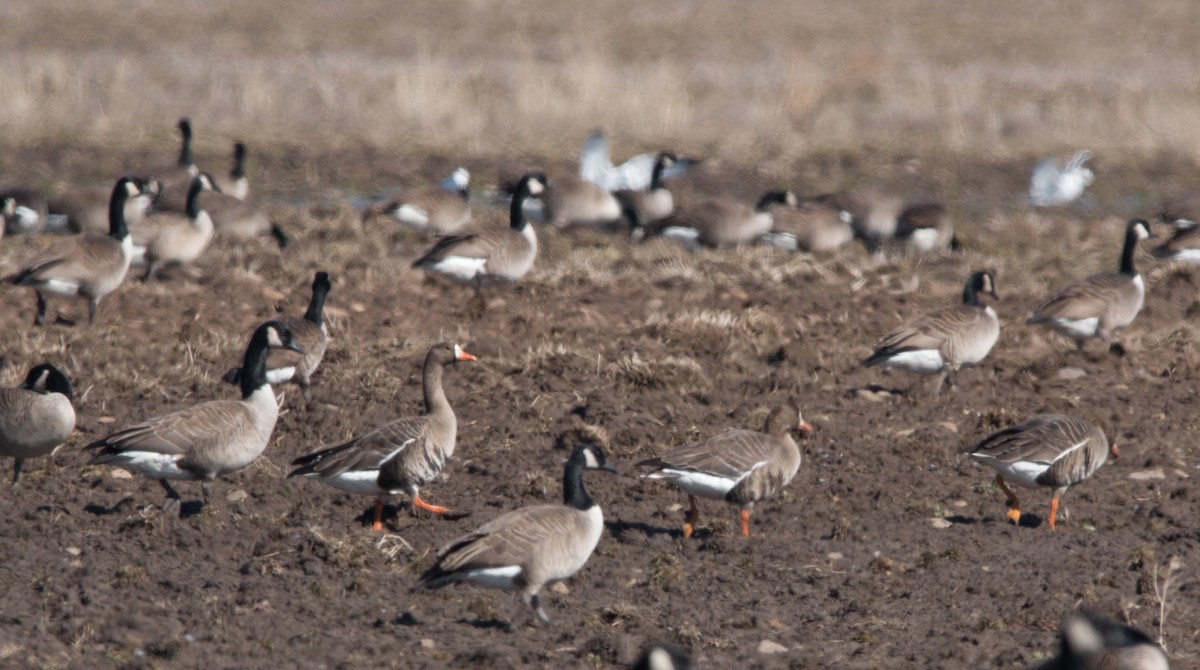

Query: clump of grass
[{"left": 111, "top": 564, "right": 147, "bottom": 588}]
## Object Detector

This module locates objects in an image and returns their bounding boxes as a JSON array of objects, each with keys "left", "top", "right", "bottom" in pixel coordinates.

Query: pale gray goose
[
  {"left": 966, "top": 414, "right": 1115, "bottom": 530},
  {"left": 638, "top": 405, "right": 811, "bottom": 538},
  {"left": 419, "top": 442, "right": 617, "bottom": 625},
  {"left": 614, "top": 152, "right": 679, "bottom": 229},
  {"left": 364, "top": 167, "right": 471, "bottom": 235},
  {"left": 1026, "top": 219, "right": 1154, "bottom": 349},
  {"left": 224, "top": 271, "right": 331, "bottom": 404},
  {"left": 541, "top": 175, "right": 622, "bottom": 228},
  {"left": 6, "top": 176, "right": 142, "bottom": 325},
  {"left": 0, "top": 364, "right": 75, "bottom": 486},
  {"left": 196, "top": 172, "right": 288, "bottom": 248},
  {"left": 49, "top": 178, "right": 159, "bottom": 235},
  {"left": 865, "top": 271, "right": 1000, "bottom": 393},
  {"left": 148, "top": 118, "right": 200, "bottom": 212},
  {"left": 760, "top": 197, "right": 855, "bottom": 252},
  {"left": 288, "top": 342, "right": 476, "bottom": 529},
  {"left": 1036, "top": 611, "right": 1170, "bottom": 670},
  {"left": 213, "top": 142, "right": 249, "bottom": 200},
  {"left": 894, "top": 202, "right": 960, "bottom": 253},
  {"left": 132, "top": 174, "right": 215, "bottom": 281},
  {"left": 86, "top": 321, "right": 303, "bottom": 513},
  {"left": 638, "top": 190, "right": 796, "bottom": 248}
]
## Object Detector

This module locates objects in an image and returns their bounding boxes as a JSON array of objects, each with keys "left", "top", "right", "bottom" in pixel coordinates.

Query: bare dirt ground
[{"left": 0, "top": 145, "right": 1197, "bottom": 669}]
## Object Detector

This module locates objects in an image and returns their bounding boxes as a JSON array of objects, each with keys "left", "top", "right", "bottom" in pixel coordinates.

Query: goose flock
[{"left": 0, "top": 121, "right": 1186, "bottom": 668}]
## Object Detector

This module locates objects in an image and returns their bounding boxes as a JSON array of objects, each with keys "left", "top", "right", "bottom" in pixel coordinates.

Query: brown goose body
[
  {"left": 895, "top": 202, "right": 958, "bottom": 253},
  {"left": 613, "top": 152, "right": 680, "bottom": 228},
  {"left": 196, "top": 178, "right": 288, "bottom": 248},
  {"left": 288, "top": 343, "right": 476, "bottom": 530},
  {"left": 815, "top": 189, "right": 903, "bottom": 254},
  {"left": 967, "top": 414, "right": 1115, "bottom": 530},
  {"left": 542, "top": 176, "right": 622, "bottom": 228},
  {"left": 1158, "top": 194, "right": 1200, "bottom": 229},
  {"left": 638, "top": 406, "right": 811, "bottom": 537},
  {"left": 644, "top": 190, "right": 796, "bottom": 248},
  {"left": 367, "top": 168, "right": 471, "bottom": 235},
  {"left": 50, "top": 178, "right": 159, "bottom": 235},
  {"left": 1152, "top": 220, "right": 1200, "bottom": 265},
  {"left": 132, "top": 175, "right": 215, "bottom": 281},
  {"left": 762, "top": 199, "right": 854, "bottom": 252},
  {"left": 0, "top": 364, "right": 75, "bottom": 485},
  {"left": 1036, "top": 612, "right": 1170, "bottom": 670}
]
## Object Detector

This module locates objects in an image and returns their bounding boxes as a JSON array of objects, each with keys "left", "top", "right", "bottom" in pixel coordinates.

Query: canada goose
[
  {"left": 1151, "top": 220, "right": 1200, "bottom": 264},
  {"left": 814, "top": 189, "right": 903, "bottom": 255},
  {"left": 760, "top": 198, "right": 855, "bottom": 252},
  {"left": 638, "top": 405, "right": 812, "bottom": 538},
  {"left": 224, "top": 271, "right": 331, "bottom": 404},
  {"left": 364, "top": 167, "right": 472, "bottom": 235},
  {"left": 578, "top": 130, "right": 695, "bottom": 192},
  {"left": 150, "top": 118, "right": 200, "bottom": 212},
  {"left": 966, "top": 414, "right": 1115, "bottom": 530},
  {"left": 132, "top": 174, "right": 215, "bottom": 281},
  {"left": 0, "top": 364, "right": 75, "bottom": 486},
  {"left": 214, "top": 142, "right": 249, "bottom": 200},
  {"left": 541, "top": 176, "right": 623, "bottom": 229},
  {"left": 6, "top": 176, "right": 142, "bottom": 325},
  {"left": 0, "top": 188, "right": 48, "bottom": 235},
  {"left": 196, "top": 173, "right": 288, "bottom": 248},
  {"left": 1036, "top": 612, "right": 1170, "bottom": 670},
  {"left": 1026, "top": 219, "right": 1154, "bottom": 350},
  {"left": 633, "top": 644, "right": 697, "bottom": 670},
  {"left": 419, "top": 442, "right": 617, "bottom": 625},
  {"left": 865, "top": 271, "right": 1000, "bottom": 393},
  {"left": 288, "top": 342, "right": 476, "bottom": 529},
  {"left": 1158, "top": 194, "right": 1200, "bottom": 231},
  {"left": 85, "top": 321, "right": 303, "bottom": 514},
  {"left": 895, "top": 202, "right": 960, "bottom": 253},
  {"left": 1030, "top": 150, "right": 1094, "bottom": 207},
  {"left": 412, "top": 172, "right": 546, "bottom": 308},
  {"left": 613, "top": 152, "right": 679, "bottom": 228},
  {"left": 638, "top": 190, "right": 797, "bottom": 248},
  {"left": 50, "top": 178, "right": 160, "bottom": 235}
]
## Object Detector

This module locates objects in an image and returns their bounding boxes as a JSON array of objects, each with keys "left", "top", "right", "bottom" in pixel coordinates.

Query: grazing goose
[
  {"left": 638, "top": 405, "right": 812, "bottom": 538},
  {"left": 132, "top": 174, "right": 215, "bottom": 281},
  {"left": 760, "top": 197, "right": 855, "bottom": 252},
  {"left": 214, "top": 142, "right": 249, "bottom": 200},
  {"left": 150, "top": 118, "right": 201, "bottom": 212},
  {"left": 579, "top": 130, "right": 694, "bottom": 192},
  {"left": 541, "top": 175, "right": 623, "bottom": 229},
  {"left": 1036, "top": 612, "right": 1170, "bottom": 670},
  {"left": 814, "top": 189, "right": 903, "bottom": 256},
  {"left": 865, "top": 271, "right": 1000, "bottom": 393},
  {"left": 288, "top": 342, "right": 476, "bottom": 529},
  {"left": 419, "top": 442, "right": 617, "bottom": 625},
  {"left": 895, "top": 202, "right": 960, "bottom": 253},
  {"left": 638, "top": 190, "right": 796, "bottom": 248},
  {"left": 224, "top": 271, "right": 331, "bottom": 404},
  {"left": 196, "top": 173, "right": 288, "bottom": 248},
  {"left": 1151, "top": 221, "right": 1200, "bottom": 265},
  {"left": 967, "top": 414, "right": 1115, "bottom": 530},
  {"left": 6, "top": 176, "right": 142, "bottom": 325},
  {"left": 0, "top": 188, "right": 48, "bottom": 235},
  {"left": 1158, "top": 194, "right": 1200, "bottom": 231},
  {"left": 85, "top": 321, "right": 303, "bottom": 513},
  {"left": 1030, "top": 150, "right": 1094, "bottom": 207},
  {"left": 50, "top": 178, "right": 159, "bottom": 235},
  {"left": 0, "top": 364, "right": 75, "bottom": 486},
  {"left": 633, "top": 644, "right": 697, "bottom": 670},
  {"left": 614, "top": 152, "right": 680, "bottom": 229},
  {"left": 1026, "top": 219, "right": 1154, "bottom": 350},
  {"left": 364, "top": 167, "right": 472, "bottom": 235}
]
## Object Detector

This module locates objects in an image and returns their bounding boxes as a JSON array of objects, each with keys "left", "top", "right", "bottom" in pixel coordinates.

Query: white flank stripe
[
  {"left": 430, "top": 256, "right": 487, "bottom": 282},
  {"left": 462, "top": 565, "right": 523, "bottom": 590},
  {"left": 40, "top": 279, "right": 82, "bottom": 297},
  {"left": 878, "top": 349, "right": 945, "bottom": 374},
  {"left": 319, "top": 470, "right": 384, "bottom": 494},
  {"left": 661, "top": 227, "right": 701, "bottom": 248},
  {"left": 393, "top": 204, "right": 430, "bottom": 228},
  {"left": 646, "top": 468, "right": 740, "bottom": 499},
  {"left": 105, "top": 451, "right": 192, "bottom": 480}
]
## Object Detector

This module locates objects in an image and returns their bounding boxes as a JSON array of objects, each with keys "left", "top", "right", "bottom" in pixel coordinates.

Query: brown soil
[{"left": 0, "top": 145, "right": 1196, "bottom": 669}]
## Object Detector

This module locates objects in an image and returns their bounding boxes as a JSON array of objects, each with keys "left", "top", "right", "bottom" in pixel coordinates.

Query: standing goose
[
  {"left": 214, "top": 142, "right": 249, "bottom": 200},
  {"left": 894, "top": 202, "right": 960, "bottom": 253},
  {"left": 638, "top": 405, "right": 812, "bottom": 538},
  {"left": 864, "top": 271, "right": 1000, "bottom": 393},
  {"left": 364, "top": 167, "right": 472, "bottom": 235},
  {"left": 196, "top": 172, "right": 288, "bottom": 248},
  {"left": 760, "top": 197, "right": 855, "bottom": 252},
  {"left": 638, "top": 190, "right": 796, "bottom": 248},
  {"left": 966, "top": 414, "right": 1115, "bottom": 530},
  {"left": 85, "top": 321, "right": 303, "bottom": 513},
  {"left": 150, "top": 118, "right": 200, "bottom": 212},
  {"left": 50, "top": 178, "right": 159, "bottom": 235},
  {"left": 1026, "top": 219, "right": 1154, "bottom": 350},
  {"left": 133, "top": 174, "right": 215, "bottom": 281},
  {"left": 419, "top": 442, "right": 617, "bottom": 625},
  {"left": 1036, "top": 612, "right": 1170, "bottom": 670},
  {"left": 614, "top": 152, "right": 680, "bottom": 229},
  {"left": 224, "top": 271, "right": 332, "bottom": 404},
  {"left": 0, "top": 364, "right": 75, "bottom": 486},
  {"left": 6, "top": 176, "right": 143, "bottom": 325},
  {"left": 288, "top": 342, "right": 476, "bottom": 529}
]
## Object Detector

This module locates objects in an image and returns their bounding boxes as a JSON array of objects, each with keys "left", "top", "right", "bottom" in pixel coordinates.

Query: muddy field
[{"left": 0, "top": 145, "right": 1197, "bottom": 669}]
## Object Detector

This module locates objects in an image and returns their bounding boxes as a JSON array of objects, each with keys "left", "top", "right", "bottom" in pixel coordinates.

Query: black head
[
  {"left": 1127, "top": 218, "right": 1155, "bottom": 241},
  {"left": 312, "top": 271, "right": 331, "bottom": 293},
  {"left": 1056, "top": 611, "right": 1161, "bottom": 667},
  {"left": 233, "top": 142, "right": 246, "bottom": 161},
  {"left": 755, "top": 190, "right": 798, "bottom": 211},
  {"left": 257, "top": 320, "right": 305, "bottom": 355},
  {"left": 177, "top": 118, "right": 192, "bottom": 138},
  {"left": 964, "top": 271, "right": 999, "bottom": 303},
  {"left": 568, "top": 442, "right": 618, "bottom": 473},
  {"left": 20, "top": 363, "right": 73, "bottom": 401},
  {"left": 519, "top": 172, "right": 548, "bottom": 198}
]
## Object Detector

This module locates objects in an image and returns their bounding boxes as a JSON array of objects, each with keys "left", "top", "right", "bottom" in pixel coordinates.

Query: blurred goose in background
[
  {"left": 214, "top": 142, "right": 249, "bottom": 200},
  {"left": 197, "top": 172, "right": 288, "bottom": 248},
  {"left": 419, "top": 442, "right": 617, "bottom": 625},
  {"left": 813, "top": 189, "right": 903, "bottom": 256},
  {"left": 224, "top": 271, "right": 331, "bottom": 405},
  {"left": 636, "top": 190, "right": 796, "bottom": 248},
  {"left": 578, "top": 130, "right": 695, "bottom": 192},
  {"left": 614, "top": 152, "right": 680, "bottom": 229},
  {"left": 1026, "top": 219, "right": 1153, "bottom": 351},
  {"left": 1151, "top": 221, "right": 1200, "bottom": 265},
  {"left": 288, "top": 342, "right": 476, "bottom": 529},
  {"left": 6, "top": 176, "right": 143, "bottom": 325},
  {"left": 633, "top": 644, "right": 697, "bottom": 670},
  {"left": 132, "top": 174, "right": 215, "bottom": 281},
  {"left": 1030, "top": 150, "right": 1094, "bottom": 207},
  {"left": 541, "top": 175, "right": 622, "bottom": 228},
  {"left": 1035, "top": 611, "right": 1169, "bottom": 670},
  {"left": 865, "top": 271, "right": 1000, "bottom": 394},
  {"left": 0, "top": 188, "right": 48, "bottom": 235},
  {"left": 49, "top": 177, "right": 159, "bottom": 235},
  {"left": 967, "top": 414, "right": 1115, "bottom": 530},
  {"left": 86, "top": 321, "right": 302, "bottom": 514},
  {"left": 0, "top": 364, "right": 75, "bottom": 486},
  {"left": 363, "top": 167, "right": 472, "bottom": 235},
  {"left": 895, "top": 202, "right": 960, "bottom": 253},
  {"left": 149, "top": 117, "right": 200, "bottom": 212},
  {"left": 760, "top": 197, "right": 855, "bottom": 252},
  {"left": 1158, "top": 194, "right": 1200, "bottom": 231},
  {"left": 638, "top": 405, "right": 811, "bottom": 538}
]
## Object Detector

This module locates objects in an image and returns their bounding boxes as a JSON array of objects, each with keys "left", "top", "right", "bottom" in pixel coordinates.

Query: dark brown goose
[
  {"left": 638, "top": 405, "right": 812, "bottom": 538},
  {"left": 132, "top": 174, "right": 215, "bottom": 281},
  {"left": 894, "top": 202, "right": 959, "bottom": 253},
  {"left": 1036, "top": 611, "right": 1170, "bottom": 670},
  {"left": 364, "top": 167, "right": 471, "bottom": 235},
  {"left": 1026, "top": 219, "right": 1153, "bottom": 349},
  {"left": 419, "top": 443, "right": 617, "bottom": 625},
  {"left": 224, "top": 271, "right": 331, "bottom": 404},
  {"left": 196, "top": 172, "right": 288, "bottom": 248},
  {"left": 0, "top": 364, "right": 75, "bottom": 486},
  {"left": 214, "top": 142, "right": 249, "bottom": 200},
  {"left": 967, "top": 414, "right": 1115, "bottom": 530},
  {"left": 638, "top": 190, "right": 796, "bottom": 248},
  {"left": 613, "top": 152, "right": 679, "bottom": 229},
  {"left": 288, "top": 342, "right": 476, "bottom": 530}
]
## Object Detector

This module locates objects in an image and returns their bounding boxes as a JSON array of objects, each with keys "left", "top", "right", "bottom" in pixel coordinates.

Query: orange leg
[
  {"left": 372, "top": 499, "right": 384, "bottom": 532},
  {"left": 412, "top": 494, "right": 450, "bottom": 515},
  {"left": 995, "top": 474, "right": 1022, "bottom": 525},
  {"left": 682, "top": 495, "right": 700, "bottom": 539},
  {"left": 739, "top": 508, "right": 752, "bottom": 538},
  {"left": 1048, "top": 496, "right": 1059, "bottom": 531}
]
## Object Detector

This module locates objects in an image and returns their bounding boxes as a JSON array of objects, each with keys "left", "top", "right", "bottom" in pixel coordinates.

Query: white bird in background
[
  {"left": 578, "top": 131, "right": 695, "bottom": 192},
  {"left": 1029, "top": 150, "right": 1094, "bottom": 207}
]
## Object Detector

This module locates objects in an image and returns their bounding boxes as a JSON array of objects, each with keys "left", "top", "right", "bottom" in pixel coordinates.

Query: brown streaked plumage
[
  {"left": 364, "top": 167, "right": 471, "bottom": 235},
  {"left": 967, "top": 414, "right": 1115, "bottom": 530},
  {"left": 762, "top": 198, "right": 855, "bottom": 252},
  {"left": 0, "top": 364, "right": 75, "bottom": 486},
  {"left": 288, "top": 343, "right": 476, "bottom": 530},
  {"left": 638, "top": 405, "right": 812, "bottom": 538},
  {"left": 132, "top": 174, "right": 215, "bottom": 281},
  {"left": 639, "top": 190, "right": 796, "bottom": 248},
  {"left": 895, "top": 202, "right": 959, "bottom": 253},
  {"left": 613, "top": 152, "right": 679, "bottom": 229},
  {"left": 213, "top": 142, "right": 249, "bottom": 200},
  {"left": 1037, "top": 611, "right": 1170, "bottom": 670}
]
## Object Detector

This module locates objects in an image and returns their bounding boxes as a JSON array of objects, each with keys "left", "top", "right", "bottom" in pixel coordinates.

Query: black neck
[
  {"left": 962, "top": 278, "right": 983, "bottom": 306},
  {"left": 755, "top": 191, "right": 789, "bottom": 212},
  {"left": 239, "top": 330, "right": 271, "bottom": 399},
  {"left": 561, "top": 454, "right": 595, "bottom": 510},
  {"left": 304, "top": 280, "right": 329, "bottom": 324},
  {"left": 178, "top": 123, "right": 193, "bottom": 168},
  {"left": 650, "top": 156, "right": 668, "bottom": 191},
  {"left": 1119, "top": 227, "right": 1139, "bottom": 276},
  {"left": 231, "top": 143, "right": 246, "bottom": 178},
  {"left": 107, "top": 179, "right": 132, "bottom": 241},
  {"left": 456, "top": 187, "right": 470, "bottom": 201},
  {"left": 509, "top": 182, "right": 532, "bottom": 231},
  {"left": 185, "top": 178, "right": 204, "bottom": 219}
]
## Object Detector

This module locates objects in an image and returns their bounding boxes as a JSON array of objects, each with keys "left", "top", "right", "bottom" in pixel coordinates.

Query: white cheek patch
[{"left": 267, "top": 329, "right": 284, "bottom": 348}]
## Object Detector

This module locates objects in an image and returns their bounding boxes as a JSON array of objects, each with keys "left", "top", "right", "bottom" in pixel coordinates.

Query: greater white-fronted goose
[
  {"left": 50, "top": 178, "right": 159, "bottom": 235},
  {"left": 638, "top": 190, "right": 796, "bottom": 248},
  {"left": 132, "top": 174, "right": 215, "bottom": 281},
  {"left": 224, "top": 271, "right": 331, "bottom": 404},
  {"left": 288, "top": 342, "right": 476, "bottom": 529},
  {"left": 760, "top": 197, "right": 855, "bottom": 252},
  {"left": 865, "top": 271, "right": 1000, "bottom": 392},
  {"left": 214, "top": 142, "right": 249, "bottom": 200},
  {"left": 149, "top": 118, "right": 201, "bottom": 212},
  {"left": 364, "top": 167, "right": 471, "bottom": 235},
  {"left": 638, "top": 405, "right": 811, "bottom": 538},
  {"left": 86, "top": 321, "right": 303, "bottom": 513},
  {"left": 614, "top": 152, "right": 679, "bottom": 229},
  {"left": 895, "top": 202, "right": 960, "bottom": 253},
  {"left": 0, "top": 364, "right": 75, "bottom": 486},
  {"left": 1026, "top": 219, "right": 1154, "bottom": 349},
  {"left": 966, "top": 414, "right": 1115, "bottom": 530},
  {"left": 1030, "top": 150, "right": 1094, "bottom": 207},
  {"left": 578, "top": 130, "right": 695, "bottom": 192},
  {"left": 6, "top": 176, "right": 143, "bottom": 325},
  {"left": 419, "top": 442, "right": 617, "bottom": 625},
  {"left": 196, "top": 172, "right": 288, "bottom": 248},
  {"left": 1036, "top": 611, "right": 1170, "bottom": 670},
  {"left": 541, "top": 175, "right": 622, "bottom": 229}
]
